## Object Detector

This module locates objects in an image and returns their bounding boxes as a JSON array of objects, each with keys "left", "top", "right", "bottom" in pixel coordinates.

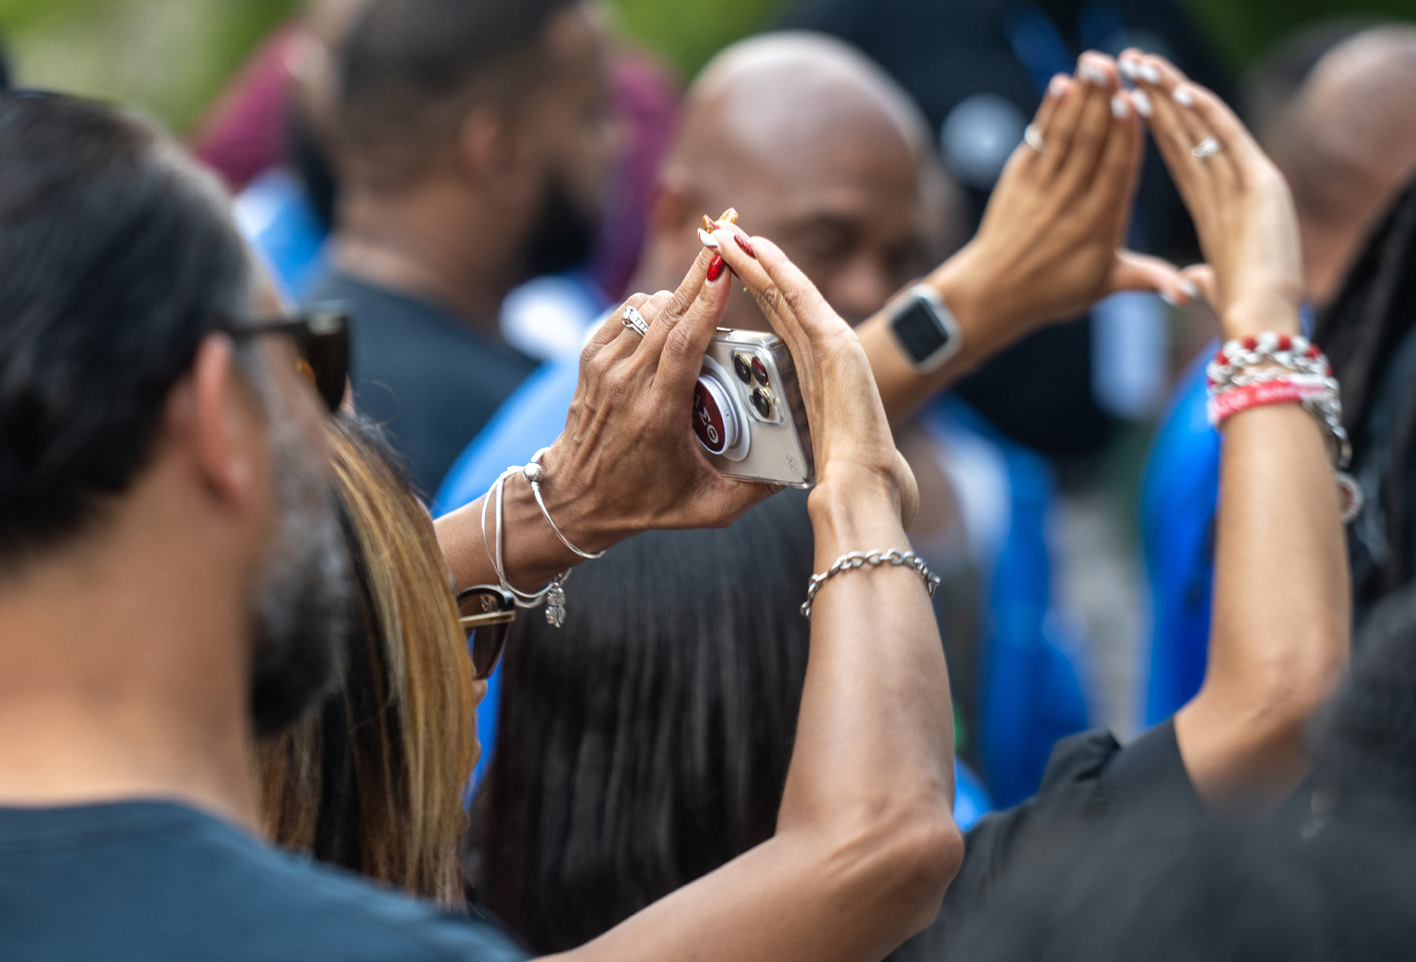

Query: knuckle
[{"left": 664, "top": 321, "right": 697, "bottom": 359}]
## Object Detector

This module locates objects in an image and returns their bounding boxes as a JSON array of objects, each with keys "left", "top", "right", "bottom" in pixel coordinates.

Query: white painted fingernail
[
  {"left": 1118, "top": 59, "right": 1138, "bottom": 81},
  {"left": 1160, "top": 290, "right": 1179, "bottom": 307},
  {"left": 1180, "top": 279, "right": 1201, "bottom": 300},
  {"left": 697, "top": 228, "right": 721, "bottom": 250},
  {"left": 1173, "top": 86, "right": 1195, "bottom": 106},
  {"left": 1079, "top": 63, "right": 1109, "bottom": 86},
  {"left": 1138, "top": 62, "right": 1161, "bottom": 85},
  {"left": 1111, "top": 94, "right": 1130, "bottom": 119},
  {"left": 1131, "top": 89, "right": 1153, "bottom": 117},
  {"left": 1048, "top": 75, "right": 1069, "bottom": 98}
]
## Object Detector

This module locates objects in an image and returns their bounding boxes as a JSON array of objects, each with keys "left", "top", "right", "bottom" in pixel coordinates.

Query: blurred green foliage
[
  {"left": 0, "top": 0, "right": 301, "bottom": 132},
  {"left": 0, "top": 0, "right": 1412, "bottom": 132},
  {"left": 1187, "top": 0, "right": 1416, "bottom": 68},
  {"left": 608, "top": 0, "right": 790, "bottom": 79}
]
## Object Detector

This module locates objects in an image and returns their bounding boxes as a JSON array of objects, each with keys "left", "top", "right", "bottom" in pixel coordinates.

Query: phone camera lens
[
  {"left": 732, "top": 353, "right": 754, "bottom": 384},
  {"left": 751, "top": 357, "right": 770, "bottom": 386},
  {"left": 751, "top": 387, "right": 774, "bottom": 419}
]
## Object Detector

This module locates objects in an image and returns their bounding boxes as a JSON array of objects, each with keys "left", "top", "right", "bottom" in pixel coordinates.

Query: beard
[
  {"left": 518, "top": 167, "right": 601, "bottom": 282},
  {"left": 246, "top": 401, "right": 351, "bottom": 737}
]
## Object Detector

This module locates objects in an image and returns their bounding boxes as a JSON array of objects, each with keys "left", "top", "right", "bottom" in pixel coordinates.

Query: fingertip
[
  {"left": 1077, "top": 55, "right": 1111, "bottom": 88},
  {"left": 1131, "top": 88, "right": 1154, "bottom": 119},
  {"left": 1047, "top": 73, "right": 1070, "bottom": 99},
  {"left": 1135, "top": 55, "right": 1163, "bottom": 87}
]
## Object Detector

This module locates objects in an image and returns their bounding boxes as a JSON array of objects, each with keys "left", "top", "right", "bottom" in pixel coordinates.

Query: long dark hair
[
  {"left": 477, "top": 491, "right": 816, "bottom": 953},
  {"left": 1313, "top": 177, "right": 1416, "bottom": 608}
]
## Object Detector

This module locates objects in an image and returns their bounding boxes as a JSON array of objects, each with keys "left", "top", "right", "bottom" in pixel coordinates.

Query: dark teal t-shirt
[{"left": 0, "top": 800, "right": 532, "bottom": 962}]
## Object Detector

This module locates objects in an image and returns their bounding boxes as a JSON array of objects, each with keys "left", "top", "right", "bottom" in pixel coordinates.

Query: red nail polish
[
  {"left": 734, "top": 235, "right": 756, "bottom": 258},
  {"left": 706, "top": 254, "right": 726, "bottom": 282}
]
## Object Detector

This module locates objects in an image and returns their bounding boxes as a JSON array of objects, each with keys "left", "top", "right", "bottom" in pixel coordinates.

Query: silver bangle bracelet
[
  {"left": 801, "top": 549, "right": 941, "bottom": 619},
  {"left": 480, "top": 466, "right": 572, "bottom": 627},
  {"left": 524, "top": 448, "right": 605, "bottom": 561}
]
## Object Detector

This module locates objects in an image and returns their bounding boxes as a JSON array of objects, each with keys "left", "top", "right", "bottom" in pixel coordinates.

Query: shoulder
[
  {"left": 194, "top": 810, "right": 529, "bottom": 961},
  {"left": 0, "top": 802, "right": 531, "bottom": 962},
  {"left": 940, "top": 722, "right": 1200, "bottom": 923}
]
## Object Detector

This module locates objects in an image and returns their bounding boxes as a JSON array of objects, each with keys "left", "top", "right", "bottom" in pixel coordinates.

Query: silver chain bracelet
[{"left": 801, "top": 549, "right": 942, "bottom": 619}]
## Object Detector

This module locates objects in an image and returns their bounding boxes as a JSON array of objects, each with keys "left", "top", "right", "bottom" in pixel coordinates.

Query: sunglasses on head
[
  {"left": 457, "top": 585, "right": 517, "bottom": 681},
  {"left": 225, "top": 303, "right": 351, "bottom": 413}
]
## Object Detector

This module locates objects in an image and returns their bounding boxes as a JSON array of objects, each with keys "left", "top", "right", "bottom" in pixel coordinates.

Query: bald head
[
  {"left": 1275, "top": 26, "right": 1416, "bottom": 305},
  {"left": 643, "top": 33, "right": 962, "bottom": 327}
]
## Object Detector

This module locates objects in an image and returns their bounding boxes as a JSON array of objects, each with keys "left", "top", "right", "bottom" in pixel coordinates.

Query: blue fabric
[
  {"left": 952, "top": 760, "right": 992, "bottom": 832},
  {"left": 925, "top": 399, "right": 1093, "bottom": 808},
  {"left": 1140, "top": 350, "right": 1220, "bottom": 726},
  {"left": 0, "top": 801, "right": 529, "bottom": 962},
  {"left": 234, "top": 170, "right": 329, "bottom": 302}
]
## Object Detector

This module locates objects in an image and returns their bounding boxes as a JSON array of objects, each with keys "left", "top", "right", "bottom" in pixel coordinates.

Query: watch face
[{"left": 893, "top": 296, "right": 953, "bottom": 364}]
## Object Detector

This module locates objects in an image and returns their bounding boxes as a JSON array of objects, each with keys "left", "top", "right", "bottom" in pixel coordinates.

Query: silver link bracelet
[{"left": 800, "top": 549, "right": 942, "bottom": 618}]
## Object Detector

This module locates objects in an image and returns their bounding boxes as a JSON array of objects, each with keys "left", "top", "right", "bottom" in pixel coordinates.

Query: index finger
[
  {"left": 712, "top": 224, "right": 848, "bottom": 353},
  {"left": 635, "top": 244, "right": 713, "bottom": 362},
  {"left": 650, "top": 246, "right": 734, "bottom": 402}
]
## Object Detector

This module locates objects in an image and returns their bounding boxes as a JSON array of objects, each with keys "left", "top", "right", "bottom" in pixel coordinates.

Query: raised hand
[
  {"left": 938, "top": 52, "right": 1190, "bottom": 350},
  {"left": 542, "top": 249, "right": 773, "bottom": 544},
  {"left": 710, "top": 224, "right": 920, "bottom": 528},
  {"left": 1122, "top": 50, "right": 1304, "bottom": 337}
]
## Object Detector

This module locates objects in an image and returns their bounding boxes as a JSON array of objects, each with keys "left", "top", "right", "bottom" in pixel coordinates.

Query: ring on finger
[
  {"left": 1023, "top": 124, "right": 1046, "bottom": 153},
  {"left": 1190, "top": 137, "right": 1223, "bottom": 162},
  {"left": 621, "top": 305, "right": 650, "bottom": 337}
]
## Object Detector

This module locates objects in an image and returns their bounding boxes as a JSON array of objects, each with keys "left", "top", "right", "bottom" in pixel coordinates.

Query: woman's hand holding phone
[{"left": 710, "top": 222, "right": 919, "bottom": 530}]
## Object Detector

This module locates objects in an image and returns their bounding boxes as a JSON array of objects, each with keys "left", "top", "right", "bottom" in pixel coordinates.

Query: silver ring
[
  {"left": 1023, "top": 124, "right": 1046, "bottom": 153},
  {"left": 1190, "top": 137, "right": 1222, "bottom": 161},
  {"left": 621, "top": 305, "right": 649, "bottom": 337}
]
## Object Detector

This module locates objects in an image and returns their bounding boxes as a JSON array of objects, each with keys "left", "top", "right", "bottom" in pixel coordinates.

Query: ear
[
  {"left": 453, "top": 104, "right": 524, "bottom": 192},
  {"left": 647, "top": 176, "right": 705, "bottom": 240},
  {"left": 167, "top": 335, "right": 261, "bottom": 509}
]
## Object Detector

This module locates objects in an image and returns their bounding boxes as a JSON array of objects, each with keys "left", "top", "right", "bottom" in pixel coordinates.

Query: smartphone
[{"left": 692, "top": 329, "right": 815, "bottom": 488}]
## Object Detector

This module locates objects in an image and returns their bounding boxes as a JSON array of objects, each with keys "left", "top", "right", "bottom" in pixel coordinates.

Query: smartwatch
[{"left": 886, "top": 283, "right": 963, "bottom": 373}]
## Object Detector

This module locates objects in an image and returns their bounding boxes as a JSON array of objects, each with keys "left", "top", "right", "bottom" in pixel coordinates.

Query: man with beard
[
  {"left": 0, "top": 93, "right": 519, "bottom": 958},
  {"left": 306, "top": 0, "right": 614, "bottom": 494}
]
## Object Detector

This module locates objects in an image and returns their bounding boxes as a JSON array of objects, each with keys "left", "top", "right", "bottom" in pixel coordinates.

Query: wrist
[
  {"left": 924, "top": 244, "right": 1011, "bottom": 361},
  {"left": 1221, "top": 297, "right": 1303, "bottom": 340},
  {"left": 533, "top": 441, "right": 621, "bottom": 556},
  {"left": 809, "top": 464, "right": 909, "bottom": 554}
]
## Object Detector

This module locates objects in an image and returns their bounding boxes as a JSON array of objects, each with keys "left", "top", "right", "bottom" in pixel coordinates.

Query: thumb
[
  {"left": 1178, "top": 263, "right": 1219, "bottom": 311},
  {"left": 1107, "top": 249, "right": 1191, "bottom": 304}
]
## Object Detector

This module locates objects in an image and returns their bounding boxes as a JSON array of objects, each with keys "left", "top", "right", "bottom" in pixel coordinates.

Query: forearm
[
  {"left": 861, "top": 245, "right": 1025, "bottom": 425},
  {"left": 1178, "top": 317, "right": 1351, "bottom": 806},
  {"left": 436, "top": 474, "right": 596, "bottom": 594},
  {"left": 553, "top": 472, "right": 962, "bottom": 962},
  {"left": 780, "top": 471, "right": 958, "bottom": 830}
]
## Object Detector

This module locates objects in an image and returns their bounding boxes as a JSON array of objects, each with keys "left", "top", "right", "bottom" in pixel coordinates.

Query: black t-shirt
[
  {"left": 893, "top": 720, "right": 1202, "bottom": 960},
  {"left": 0, "top": 800, "right": 531, "bottom": 962},
  {"left": 306, "top": 269, "right": 539, "bottom": 497},
  {"left": 944, "top": 778, "right": 1416, "bottom": 961}
]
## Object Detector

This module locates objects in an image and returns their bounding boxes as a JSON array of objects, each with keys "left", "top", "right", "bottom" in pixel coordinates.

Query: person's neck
[
  {"left": 0, "top": 523, "right": 261, "bottom": 832},
  {"left": 333, "top": 186, "right": 521, "bottom": 333}
]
